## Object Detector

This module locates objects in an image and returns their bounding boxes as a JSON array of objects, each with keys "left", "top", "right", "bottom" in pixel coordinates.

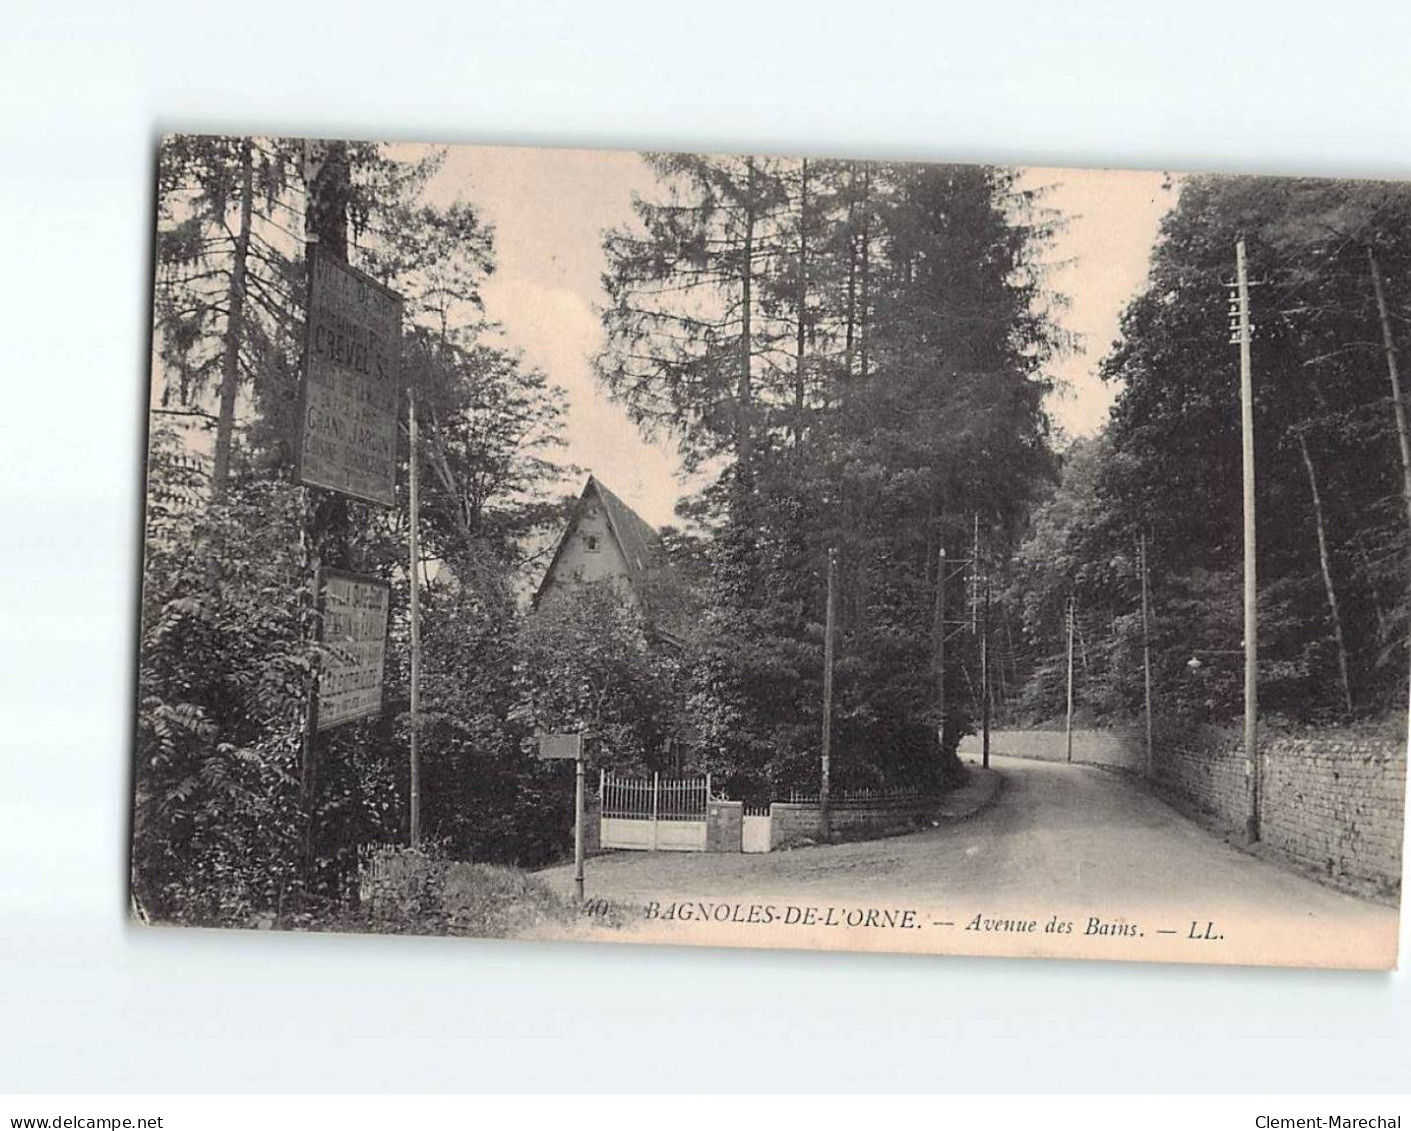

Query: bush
[
  {"left": 353, "top": 845, "right": 587, "bottom": 938},
  {"left": 132, "top": 446, "right": 311, "bottom": 925}
]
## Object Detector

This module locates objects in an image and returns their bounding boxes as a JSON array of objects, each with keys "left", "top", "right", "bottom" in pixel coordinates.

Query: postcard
[{"left": 133, "top": 135, "right": 1407, "bottom": 969}]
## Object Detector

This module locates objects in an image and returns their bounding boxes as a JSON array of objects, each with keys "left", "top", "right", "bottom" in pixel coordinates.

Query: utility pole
[
  {"left": 934, "top": 547, "right": 947, "bottom": 761},
  {"left": 408, "top": 388, "right": 422, "bottom": 847},
  {"left": 1139, "top": 533, "right": 1154, "bottom": 778},
  {"left": 1065, "top": 595, "right": 1075, "bottom": 764},
  {"left": 300, "top": 568, "right": 320, "bottom": 897},
  {"left": 1232, "top": 237, "right": 1260, "bottom": 843},
  {"left": 980, "top": 579, "right": 991, "bottom": 770},
  {"left": 820, "top": 547, "right": 837, "bottom": 841},
  {"left": 971, "top": 513, "right": 980, "bottom": 634}
]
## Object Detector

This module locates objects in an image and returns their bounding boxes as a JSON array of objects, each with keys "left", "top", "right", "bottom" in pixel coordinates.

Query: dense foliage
[
  {"left": 135, "top": 138, "right": 575, "bottom": 923},
  {"left": 599, "top": 157, "right": 1063, "bottom": 799},
  {"left": 1005, "top": 175, "right": 1411, "bottom": 730}
]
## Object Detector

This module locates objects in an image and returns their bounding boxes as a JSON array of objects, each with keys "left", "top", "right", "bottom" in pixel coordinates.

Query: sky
[{"left": 421, "top": 144, "right": 1176, "bottom": 527}]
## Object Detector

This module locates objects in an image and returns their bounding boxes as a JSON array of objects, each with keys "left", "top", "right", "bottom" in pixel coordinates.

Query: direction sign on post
[
  {"left": 535, "top": 732, "right": 587, "bottom": 903},
  {"left": 298, "top": 247, "right": 404, "bottom": 506},
  {"left": 315, "top": 569, "right": 391, "bottom": 731},
  {"left": 536, "top": 733, "right": 583, "bottom": 761}
]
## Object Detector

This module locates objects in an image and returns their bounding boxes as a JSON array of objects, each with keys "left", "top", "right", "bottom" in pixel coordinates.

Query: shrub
[{"left": 353, "top": 845, "right": 588, "bottom": 938}]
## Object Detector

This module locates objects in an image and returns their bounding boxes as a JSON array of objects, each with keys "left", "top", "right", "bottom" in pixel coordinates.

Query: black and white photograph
[
  {"left": 11, "top": 0, "right": 1411, "bottom": 1116},
  {"left": 130, "top": 136, "right": 1407, "bottom": 971}
]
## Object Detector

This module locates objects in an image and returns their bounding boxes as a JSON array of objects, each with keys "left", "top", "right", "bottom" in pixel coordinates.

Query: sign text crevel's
[{"left": 299, "top": 249, "right": 403, "bottom": 506}]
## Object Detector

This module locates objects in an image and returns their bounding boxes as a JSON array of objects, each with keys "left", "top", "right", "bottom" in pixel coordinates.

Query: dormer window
[{"left": 584, "top": 534, "right": 601, "bottom": 553}]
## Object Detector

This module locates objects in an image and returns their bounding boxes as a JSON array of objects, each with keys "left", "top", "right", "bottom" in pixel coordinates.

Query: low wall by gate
[{"left": 768, "top": 795, "right": 937, "bottom": 850}]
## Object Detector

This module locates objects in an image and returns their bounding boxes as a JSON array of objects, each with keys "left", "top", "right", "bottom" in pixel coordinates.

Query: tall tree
[
  {"left": 599, "top": 156, "right": 1062, "bottom": 793},
  {"left": 598, "top": 153, "right": 791, "bottom": 483},
  {"left": 1023, "top": 174, "right": 1411, "bottom": 726}
]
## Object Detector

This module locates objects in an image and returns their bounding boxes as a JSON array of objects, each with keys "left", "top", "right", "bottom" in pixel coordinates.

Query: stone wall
[
  {"left": 768, "top": 798, "right": 936, "bottom": 850},
  {"left": 1154, "top": 721, "right": 1407, "bottom": 900},
  {"left": 1263, "top": 731, "right": 1406, "bottom": 898},
  {"left": 958, "top": 727, "right": 1145, "bottom": 772},
  {"left": 1151, "top": 726, "right": 1248, "bottom": 833}
]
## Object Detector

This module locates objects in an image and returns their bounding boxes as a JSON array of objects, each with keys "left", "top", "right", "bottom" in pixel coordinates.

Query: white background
[{"left": 2, "top": 0, "right": 1409, "bottom": 1094}]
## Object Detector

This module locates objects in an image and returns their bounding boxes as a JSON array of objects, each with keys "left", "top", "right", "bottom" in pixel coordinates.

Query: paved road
[{"left": 536, "top": 756, "right": 1400, "bottom": 968}]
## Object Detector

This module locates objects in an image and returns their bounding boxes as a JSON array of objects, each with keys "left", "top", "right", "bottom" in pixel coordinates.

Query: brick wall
[
  {"left": 769, "top": 798, "right": 936, "bottom": 850},
  {"left": 1154, "top": 720, "right": 1407, "bottom": 899}
]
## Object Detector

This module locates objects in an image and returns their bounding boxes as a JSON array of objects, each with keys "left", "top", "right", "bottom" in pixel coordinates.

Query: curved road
[{"left": 538, "top": 756, "right": 1400, "bottom": 968}]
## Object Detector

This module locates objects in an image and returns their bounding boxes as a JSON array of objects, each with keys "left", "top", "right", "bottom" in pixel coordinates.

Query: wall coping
[{"left": 768, "top": 797, "right": 938, "bottom": 813}]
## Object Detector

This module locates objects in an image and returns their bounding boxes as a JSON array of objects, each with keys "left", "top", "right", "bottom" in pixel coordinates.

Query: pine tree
[{"left": 598, "top": 155, "right": 1062, "bottom": 793}]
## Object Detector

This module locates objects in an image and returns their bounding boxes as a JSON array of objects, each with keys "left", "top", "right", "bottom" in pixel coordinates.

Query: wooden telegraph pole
[
  {"left": 934, "top": 547, "right": 947, "bottom": 761},
  {"left": 980, "top": 579, "right": 991, "bottom": 770},
  {"left": 820, "top": 548, "right": 837, "bottom": 841},
  {"left": 1234, "top": 237, "right": 1260, "bottom": 843},
  {"left": 1065, "top": 595, "right": 1075, "bottom": 764},
  {"left": 971, "top": 513, "right": 980, "bottom": 634},
  {"left": 1139, "top": 533, "right": 1154, "bottom": 777},
  {"left": 300, "top": 567, "right": 320, "bottom": 896},
  {"left": 408, "top": 389, "right": 422, "bottom": 847}
]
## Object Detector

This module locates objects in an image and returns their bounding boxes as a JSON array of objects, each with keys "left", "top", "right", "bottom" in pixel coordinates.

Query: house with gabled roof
[{"left": 533, "top": 475, "right": 685, "bottom": 647}]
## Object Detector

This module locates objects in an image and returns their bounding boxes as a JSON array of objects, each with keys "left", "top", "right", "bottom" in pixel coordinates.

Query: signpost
[
  {"left": 295, "top": 151, "right": 407, "bottom": 892},
  {"left": 315, "top": 569, "right": 391, "bottom": 731},
  {"left": 537, "top": 733, "right": 586, "bottom": 902},
  {"left": 298, "top": 247, "right": 404, "bottom": 507}
]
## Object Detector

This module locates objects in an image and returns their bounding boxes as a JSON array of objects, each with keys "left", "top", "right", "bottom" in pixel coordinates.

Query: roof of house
[
  {"left": 591, "top": 477, "right": 661, "bottom": 589},
  {"left": 533, "top": 475, "right": 664, "bottom": 607}
]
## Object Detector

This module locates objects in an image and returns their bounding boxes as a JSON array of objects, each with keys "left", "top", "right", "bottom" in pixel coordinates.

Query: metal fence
[{"left": 600, "top": 771, "right": 711, "bottom": 821}]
